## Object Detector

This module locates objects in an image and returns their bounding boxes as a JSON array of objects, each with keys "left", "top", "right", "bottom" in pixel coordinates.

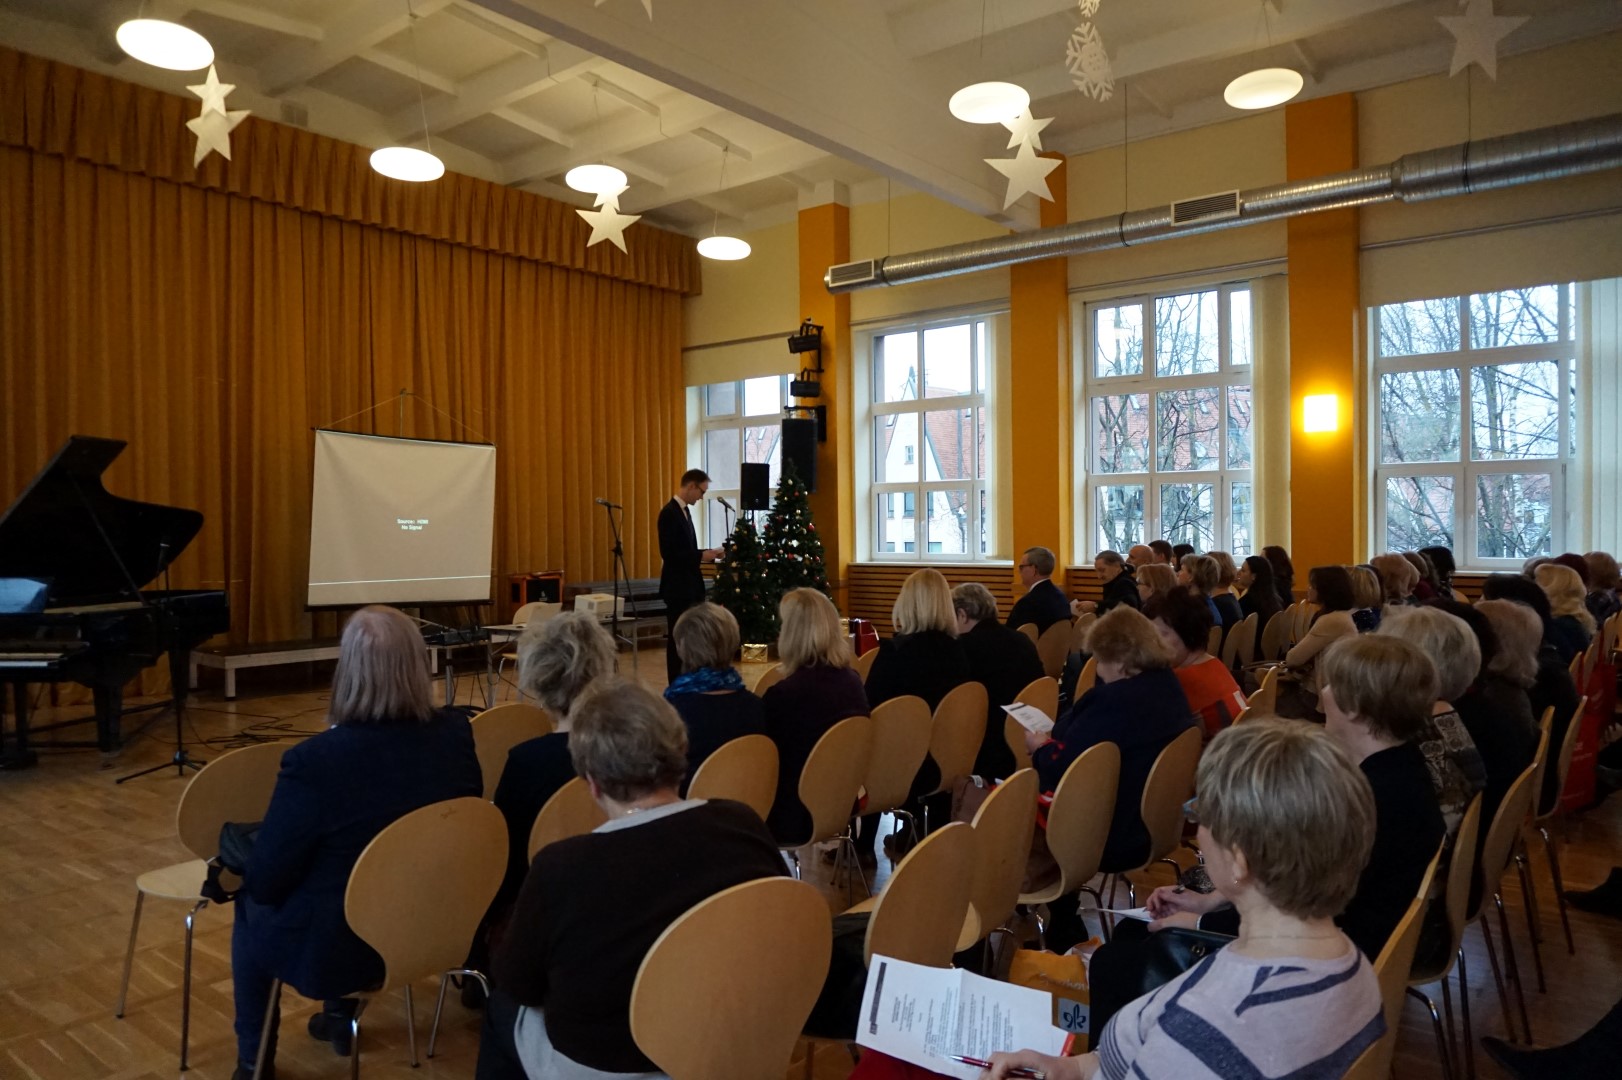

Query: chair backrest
[
  {"left": 1259, "top": 610, "right": 1290, "bottom": 661},
  {"left": 1205, "top": 624, "right": 1223, "bottom": 658},
  {"left": 1295, "top": 601, "right": 1319, "bottom": 643},
  {"left": 513, "top": 600, "right": 562, "bottom": 626},
  {"left": 1229, "top": 706, "right": 1253, "bottom": 725},
  {"left": 1470, "top": 761, "right": 1540, "bottom": 919},
  {"left": 924, "top": 682, "right": 989, "bottom": 796},
  {"left": 1248, "top": 664, "right": 1281, "bottom": 714},
  {"left": 527, "top": 777, "right": 609, "bottom": 860},
  {"left": 863, "top": 821, "right": 975, "bottom": 967},
  {"left": 1352, "top": 845, "right": 1444, "bottom": 1080},
  {"left": 687, "top": 734, "right": 779, "bottom": 821},
  {"left": 795, "top": 714, "right": 873, "bottom": 846},
  {"left": 1222, "top": 612, "right": 1258, "bottom": 669},
  {"left": 861, "top": 697, "right": 935, "bottom": 814},
  {"left": 854, "top": 648, "right": 880, "bottom": 684},
  {"left": 1036, "top": 621, "right": 1071, "bottom": 679},
  {"left": 631, "top": 877, "right": 832, "bottom": 1080},
  {"left": 345, "top": 796, "right": 506, "bottom": 993},
  {"left": 1539, "top": 694, "right": 1588, "bottom": 821},
  {"left": 1527, "top": 706, "right": 1556, "bottom": 814},
  {"left": 470, "top": 702, "right": 554, "bottom": 800},
  {"left": 1069, "top": 612, "right": 1096, "bottom": 653},
  {"left": 1138, "top": 727, "right": 1204, "bottom": 867},
  {"left": 1005, "top": 676, "right": 1057, "bottom": 774},
  {"left": 1567, "top": 650, "right": 1583, "bottom": 685},
  {"left": 1074, "top": 655, "right": 1098, "bottom": 698},
  {"left": 964, "top": 769, "right": 1039, "bottom": 946},
  {"left": 752, "top": 663, "right": 786, "bottom": 696},
  {"left": 1014, "top": 622, "right": 1039, "bottom": 644},
  {"left": 176, "top": 741, "right": 290, "bottom": 859},
  {"left": 1042, "top": 741, "right": 1120, "bottom": 895},
  {"left": 1439, "top": 794, "right": 1484, "bottom": 954}
]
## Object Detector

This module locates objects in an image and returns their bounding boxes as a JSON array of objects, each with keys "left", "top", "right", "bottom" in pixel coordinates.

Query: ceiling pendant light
[
  {"left": 950, "top": 2, "right": 1029, "bottom": 124},
  {"left": 565, "top": 163, "right": 629, "bottom": 195},
  {"left": 1224, "top": 67, "right": 1303, "bottom": 110},
  {"left": 697, "top": 147, "right": 749, "bottom": 261},
  {"left": 116, "top": 18, "right": 214, "bottom": 70},
  {"left": 369, "top": 1, "right": 443, "bottom": 183}
]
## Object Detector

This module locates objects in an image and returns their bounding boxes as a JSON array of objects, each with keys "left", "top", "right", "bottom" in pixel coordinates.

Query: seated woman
[
  {"left": 230, "top": 606, "right": 482, "bottom": 1077},
  {"left": 1175, "top": 553, "right": 1225, "bottom": 629},
  {"left": 1206, "top": 551, "right": 1244, "bottom": 632},
  {"left": 1236, "top": 554, "right": 1283, "bottom": 630},
  {"left": 1371, "top": 551, "right": 1420, "bottom": 608},
  {"left": 1146, "top": 587, "right": 1245, "bottom": 742},
  {"left": 1478, "top": 597, "right": 1579, "bottom": 815},
  {"left": 1479, "top": 576, "right": 1582, "bottom": 806},
  {"left": 1404, "top": 551, "right": 1441, "bottom": 602},
  {"left": 1421, "top": 545, "right": 1461, "bottom": 601},
  {"left": 1583, "top": 549, "right": 1621, "bottom": 626},
  {"left": 477, "top": 680, "right": 787, "bottom": 1080},
  {"left": 1134, "top": 562, "right": 1178, "bottom": 608},
  {"left": 1278, "top": 564, "right": 1358, "bottom": 717},
  {"left": 953, "top": 582, "right": 1044, "bottom": 781},
  {"left": 1376, "top": 606, "right": 1488, "bottom": 835},
  {"left": 1349, "top": 564, "right": 1385, "bottom": 633},
  {"left": 1262, "top": 544, "right": 1297, "bottom": 608},
  {"left": 1536, "top": 562, "right": 1596, "bottom": 665},
  {"left": 762, "top": 587, "right": 870, "bottom": 846},
  {"left": 984, "top": 720, "right": 1386, "bottom": 1080},
  {"left": 663, "top": 602, "right": 764, "bottom": 787}
]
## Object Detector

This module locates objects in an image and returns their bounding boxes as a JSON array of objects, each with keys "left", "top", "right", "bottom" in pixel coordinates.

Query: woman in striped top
[{"left": 980, "top": 720, "right": 1384, "bottom": 1080}]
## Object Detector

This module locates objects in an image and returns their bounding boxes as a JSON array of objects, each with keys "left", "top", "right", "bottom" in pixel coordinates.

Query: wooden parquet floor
[{"left": 2, "top": 649, "right": 1618, "bottom": 1080}]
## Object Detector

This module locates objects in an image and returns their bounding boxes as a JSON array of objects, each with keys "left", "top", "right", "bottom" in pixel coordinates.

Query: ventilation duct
[{"left": 825, "top": 113, "right": 1622, "bottom": 292}]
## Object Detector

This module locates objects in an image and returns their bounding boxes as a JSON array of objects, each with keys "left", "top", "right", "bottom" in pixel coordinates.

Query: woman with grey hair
[
  {"left": 953, "top": 582, "right": 1043, "bottom": 779},
  {"left": 480, "top": 680, "right": 787, "bottom": 1080},
  {"left": 665, "top": 602, "right": 765, "bottom": 784}
]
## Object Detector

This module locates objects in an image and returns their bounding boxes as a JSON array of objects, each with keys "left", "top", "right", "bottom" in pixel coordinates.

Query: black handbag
[
  {"left": 1135, "top": 926, "right": 1233, "bottom": 993},
  {"left": 201, "top": 820, "right": 262, "bottom": 903}
]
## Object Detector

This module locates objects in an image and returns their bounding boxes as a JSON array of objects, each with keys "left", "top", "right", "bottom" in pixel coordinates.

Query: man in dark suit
[
  {"left": 1007, "top": 545, "right": 1072, "bottom": 634},
  {"left": 658, "top": 468, "right": 719, "bottom": 681},
  {"left": 953, "top": 582, "right": 1044, "bottom": 779}
]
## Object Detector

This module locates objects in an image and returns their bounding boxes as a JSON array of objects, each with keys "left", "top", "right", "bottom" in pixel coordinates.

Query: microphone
[
  {"left": 716, "top": 496, "right": 735, "bottom": 511},
  {"left": 595, "top": 498, "right": 623, "bottom": 509}
]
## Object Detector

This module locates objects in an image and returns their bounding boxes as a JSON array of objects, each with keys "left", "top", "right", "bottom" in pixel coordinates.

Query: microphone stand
[
  {"left": 117, "top": 542, "right": 205, "bottom": 783},
  {"left": 600, "top": 500, "right": 638, "bottom": 673}
]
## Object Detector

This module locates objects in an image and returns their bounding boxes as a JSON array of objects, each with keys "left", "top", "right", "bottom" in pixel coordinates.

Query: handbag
[
  {"left": 1133, "top": 926, "right": 1233, "bottom": 995},
  {"left": 201, "top": 819, "right": 262, "bottom": 904}
]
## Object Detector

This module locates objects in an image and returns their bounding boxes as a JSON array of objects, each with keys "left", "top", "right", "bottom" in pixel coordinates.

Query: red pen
[{"left": 944, "top": 1054, "right": 1047, "bottom": 1079}]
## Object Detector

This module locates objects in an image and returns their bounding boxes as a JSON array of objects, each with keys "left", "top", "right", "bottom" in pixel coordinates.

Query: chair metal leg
[
  {"left": 1516, "top": 843, "right": 1544, "bottom": 945},
  {"left": 1478, "top": 914, "right": 1514, "bottom": 1042},
  {"left": 1457, "top": 947, "right": 1475, "bottom": 1080},
  {"left": 1539, "top": 825, "right": 1575, "bottom": 954},
  {"left": 1514, "top": 853, "right": 1546, "bottom": 993},
  {"left": 349, "top": 998, "right": 368, "bottom": 1080},
  {"left": 252, "top": 979, "right": 281, "bottom": 1080},
  {"left": 179, "top": 899, "right": 206, "bottom": 1071},
  {"left": 1077, "top": 884, "right": 1105, "bottom": 943},
  {"left": 1127, "top": 878, "right": 1137, "bottom": 908},
  {"left": 403, "top": 983, "right": 418, "bottom": 1068},
  {"left": 429, "top": 968, "right": 487, "bottom": 1060},
  {"left": 1440, "top": 973, "right": 1459, "bottom": 1076},
  {"left": 1493, "top": 892, "right": 1533, "bottom": 1045},
  {"left": 115, "top": 889, "right": 144, "bottom": 1018},
  {"left": 1405, "top": 987, "right": 1457, "bottom": 1080}
]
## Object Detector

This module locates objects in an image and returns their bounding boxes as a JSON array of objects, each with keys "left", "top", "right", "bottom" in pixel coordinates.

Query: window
[
  {"left": 1374, "top": 285, "right": 1575, "bottom": 566},
  {"left": 696, "top": 374, "right": 789, "bottom": 547},
  {"left": 1081, "top": 285, "right": 1254, "bottom": 558},
  {"left": 869, "top": 317, "right": 996, "bottom": 560}
]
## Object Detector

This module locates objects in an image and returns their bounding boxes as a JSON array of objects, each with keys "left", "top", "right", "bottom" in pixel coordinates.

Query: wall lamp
[{"left": 1302, "top": 394, "right": 1339, "bottom": 433}]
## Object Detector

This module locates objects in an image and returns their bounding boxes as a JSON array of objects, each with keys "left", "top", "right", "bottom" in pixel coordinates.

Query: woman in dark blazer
[
  {"left": 664, "top": 601, "right": 765, "bottom": 786},
  {"left": 230, "top": 606, "right": 482, "bottom": 1078}
]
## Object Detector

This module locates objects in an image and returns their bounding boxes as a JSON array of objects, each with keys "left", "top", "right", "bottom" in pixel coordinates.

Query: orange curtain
[{"left": 0, "top": 49, "right": 693, "bottom": 651}]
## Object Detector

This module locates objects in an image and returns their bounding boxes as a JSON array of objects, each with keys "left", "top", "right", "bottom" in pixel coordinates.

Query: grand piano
[{"left": 0, "top": 436, "right": 230, "bottom": 767}]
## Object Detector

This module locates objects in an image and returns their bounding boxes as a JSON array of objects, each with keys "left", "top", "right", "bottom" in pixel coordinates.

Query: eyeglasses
[{"left": 1183, "top": 796, "right": 1200, "bottom": 826}]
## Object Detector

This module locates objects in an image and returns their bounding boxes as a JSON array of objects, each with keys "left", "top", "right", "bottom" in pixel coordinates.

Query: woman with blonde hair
[
  {"left": 1206, "top": 551, "right": 1244, "bottom": 630},
  {"left": 1348, "top": 564, "right": 1384, "bottom": 632},
  {"left": 762, "top": 588, "right": 869, "bottom": 846},
  {"left": 1370, "top": 552, "right": 1419, "bottom": 606},
  {"left": 1135, "top": 562, "right": 1178, "bottom": 607},
  {"left": 1535, "top": 562, "right": 1596, "bottom": 664}
]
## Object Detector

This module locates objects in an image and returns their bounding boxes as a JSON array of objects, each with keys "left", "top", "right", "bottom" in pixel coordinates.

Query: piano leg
[
  {"left": 1, "top": 683, "right": 38, "bottom": 769},
  {"left": 94, "top": 685, "right": 123, "bottom": 752}
]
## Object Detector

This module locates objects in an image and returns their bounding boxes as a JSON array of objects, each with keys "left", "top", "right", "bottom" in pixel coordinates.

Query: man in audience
[
  {"left": 953, "top": 582, "right": 1044, "bottom": 779},
  {"left": 1149, "top": 539, "right": 1175, "bottom": 565},
  {"left": 1008, "top": 546, "right": 1071, "bottom": 633},
  {"left": 1073, "top": 549, "right": 1140, "bottom": 618},
  {"left": 657, "top": 468, "right": 721, "bottom": 682}
]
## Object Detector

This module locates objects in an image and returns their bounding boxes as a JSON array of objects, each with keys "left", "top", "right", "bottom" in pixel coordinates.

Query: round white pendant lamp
[
  {"left": 369, "top": 146, "right": 445, "bottom": 182},
  {"left": 1223, "top": 67, "right": 1303, "bottom": 110},
  {"left": 116, "top": 19, "right": 215, "bottom": 71},
  {"left": 948, "top": 81, "right": 1030, "bottom": 124},
  {"left": 565, "top": 163, "right": 630, "bottom": 195},
  {"left": 697, "top": 235, "right": 751, "bottom": 261}
]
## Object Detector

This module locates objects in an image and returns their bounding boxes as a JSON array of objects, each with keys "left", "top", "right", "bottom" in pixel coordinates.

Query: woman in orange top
[{"left": 1146, "top": 586, "right": 1246, "bottom": 741}]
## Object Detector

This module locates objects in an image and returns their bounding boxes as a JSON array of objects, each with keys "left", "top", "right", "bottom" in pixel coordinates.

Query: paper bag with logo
[{"left": 1007, "top": 943, "right": 1095, "bottom": 1051}]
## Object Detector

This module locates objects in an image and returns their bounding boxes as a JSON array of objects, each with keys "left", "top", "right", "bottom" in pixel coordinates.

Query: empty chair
[
  {"left": 1036, "top": 620, "right": 1071, "bottom": 679},
  {"left": 956, "top": 768, "right": 1039, "bottom": 953},
  {"left": 470, "top": 702, "right": 553, "bottom": 800},
  {"left": 1005, "top": 676, "right": 1058, "bottom": 773},
  {"left": 1347, "top": 846, "right": 1445, "bottom": 1080},
  {"left": 1018, "top": 741, "right": 1120, "bottom": 947},
  {"left": 630, "top": 878, "right": 832, "bottom": 1080},
  {"left": 857, "top": 696, "right": 934, "bottom": 852},
  {"left": 116, "top": 741, "right": 289, "bottom": 1071},
  {"left": 1407, "top": 797, "right": 1483, "bottom": 1080},
  {"left": 853, "top": 647, "right": 880, "bottom": 684},
  {"left": 687, "top": 734, "right": 779, "bottom": 821},
  {"left": 1107, "top": 727, "right": 1203, "bottom": 906},
  {"left": 527, "top": 777, "right": 609, "bottom": 860},
  {"left": 776, "top": 714, "right": 872, "bottom": 881},
  {"left": 752, "top": 662, "right": 787, "bottom": 696},
  {"left": 1221, "top": 612, "right": 1259, "bottom": 670},
  {"left": 495, "top": 602, "right": 562, "bottom": 696}
]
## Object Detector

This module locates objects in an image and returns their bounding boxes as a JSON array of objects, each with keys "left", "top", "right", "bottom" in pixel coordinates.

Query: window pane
[
  {"left": 1385, "top": 475, "right": 1455, "bottom": 550},
  {"left": 744, "top": 424, "right": 781, "bottom": 489},
  {"left": 875, "top": 331, "right": 919, "bottom": 403},
  {"left": 925, "top": 489, "right": 971, "bottom": 555},
  {"left": 978, "top": 485, "right": 990, "bottom": 556},
  {"left": 1475, "top": 473, "right": 1554, "bottom": 560},
  {"left": 1378, "top": 297, "right": 1459, "bottom": 357},
  {"left": 743, "top": 376, "right": 781, "bottom": 417},
  {"left": 1093, "top": 394, "right": 1150, "bottom": 474},
  {"left": 1380, "top": 369, "right": 1461, "bottom": 463},
  {"left": 1154, "top": 291, "right": 1220, "bottom": 376},
  {"left": 1226, "top": 386, "right": 1253, "bottom": 469},
  {"left": 1093, "top": 303, "right": 1144, "bottom": 378},
  {"left": 1471, "top": 361, "right": 1559, "bottom": 460},
  {"left": 1159, "top": 483, "right": 1216, "bottom": 551},
  {"left": 976, "top": 322, "right": 988, "bottom": 394},
  {"left": 1156, "top": 387, "right": 1221, "bottom": 471},
  {"left": 1230, "top": 482, "right": 1252, "bottom": 557},
  {"left": 1230, "top": 288, "right": 1253, "bottom": 367},
  {"left": 923, "top": 409, "right": 974, "bottom": 481},
  {"left": 1097, "top": 485, "right": 1144, "bottom": 553},
  {"left": 1470, "top": 286, "right": 1561, "bottom": 349},
  {"left": 704, "top": 428, "right": 740, "bottom": 489},
  {"left": 705, "top": 381, "right": 737, "bottom": 416},
  {"left": 876, "top": 413, "right": 918, "bottom": 482},
  {"left": 923, "top": 324, "right": 972, "bottom": 397},
  {"left": 877, "top": 493, "right": 912, "bottom": 554},
  {"left": 706, "top": 503, "right": 731, "bottom": 549}
]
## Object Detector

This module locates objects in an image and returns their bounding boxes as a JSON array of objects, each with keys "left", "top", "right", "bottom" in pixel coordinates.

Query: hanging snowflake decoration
[
  {"left": 1067, "top": 20, "right": 1114, "bottom": 102},
  {"left": 1077, "top": 0, "right": 1102, "bottom": 16}
]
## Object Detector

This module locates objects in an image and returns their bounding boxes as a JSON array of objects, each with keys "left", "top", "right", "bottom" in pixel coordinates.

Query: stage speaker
[
  {"left": 740, "top": 462, "right": 771, "bottom": 510},
  {"left": 781, "top": 417, "right": 818, "bottom": 492}
]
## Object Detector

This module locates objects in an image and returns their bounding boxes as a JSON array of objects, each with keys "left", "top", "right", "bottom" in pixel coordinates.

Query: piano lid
[{"left": 0, "top": 436, "right": 204, "bottom": 605}]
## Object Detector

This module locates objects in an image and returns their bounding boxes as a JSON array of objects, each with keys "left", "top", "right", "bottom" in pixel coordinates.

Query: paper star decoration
[
  {"left": 576, "top": 184, "right": 641, "bottom": 252},
  {"left": 1066, "top": 19, "right": 1114, "bottom": 101},
  {"left": 1437, "top": 0, "right": 1528, "bottom": 80},
  {"left": 595, "top": 0, "right": 654, "bottom": 18},
  {"left": 1002, "top": 108, "right": 1054, "bottom": 152},
  {"left": 986, "top": 142, "right": 1062, "bottom": 209},
  {"left": 185, "top": 64, "right": 249, "bottom": 167}
]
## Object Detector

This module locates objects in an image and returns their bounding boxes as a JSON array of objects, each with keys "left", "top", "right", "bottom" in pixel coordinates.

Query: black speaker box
[
  {"left": 781, "top": 417, "right": 818, "bottom": 492},
  {"left": 740, "top": 462, "right": 771, "bottom": 510}
]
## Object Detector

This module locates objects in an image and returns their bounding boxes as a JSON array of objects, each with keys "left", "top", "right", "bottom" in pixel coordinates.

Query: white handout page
[
  {"left": 855, "top": 955, "right": 1070, "bottom": 1079},
  {"left": 1002, "top": 702, "right": 1054, "bottom": 735}
]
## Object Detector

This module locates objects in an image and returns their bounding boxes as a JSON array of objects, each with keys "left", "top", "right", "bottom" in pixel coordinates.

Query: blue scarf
[{"left": 664, "top": 665, "right": 747, "bottom": 699}]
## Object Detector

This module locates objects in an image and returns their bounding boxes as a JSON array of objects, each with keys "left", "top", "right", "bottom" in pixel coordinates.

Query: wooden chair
[
  {"left": 527, "top": 777, "right": 608, "bottom": 860},
  {"left": 469, "top": 701, "right": 553, "bottom": 799},
  {"left": 917, "top": 682, "right": 989, "bottom": 829},
  {"left": 1106, "top": 727, "right": 1203, "bottom": 906},
  {"left": 1407, "top": 797, "right": 1483, "bottom": 1080},
  {"left": 1221, "top": 612, "right": 1258, "bottom": 670},
  {"left": 1005, "top": 676, "right": 1058, "bottom": 773},
  {"left": 250, "top": 797, "right": 507, "bottom": 1079},
  {"left": 956, "top": 768, "right": 1039, "bottom": 953},
  {"left": 753, "top": 662, "right": 787, "bottom": 695},
  {"left": 1348, "top": 844, "right": 1446, "bottom": 1080},
  {"left": 1511, "top": 721, "right": 1557, "bottom": 995},
  {"left": 116, "top": 741, "right": 289, "bottom": 1071},
  {"left": 1073, "top": 655, "right": 1098, "bottom": 698},
  {"left": 778, "top": 715, "right": 872, "bottom": 885},
  {"left": 856, "top": 696, "right": 934, "bottom": 850},
  {"left": 1014, "top": 622, "right": 1039, "bottom": 645},
  {"left": 1205, "top": 624, "right": 1222, "bottom": 657},
  {"left": 630, "top": 878, "right": 832, "bottom": 1080},
  {"left": 1469, "top": 761, "right": 1543, "bottom": 1050},
  {"left": 688, "top": 734, "right": 779, "bottom": 820},
  {"left": 1247, "top": 664, "right": 1281, "bottom": 714},
  {"left": 494, "top": 602, "right": 561, "bottom": 697},
  {"left": 1258, "top": 610, "right": 1290, "bottom": 661},
  {"left": 1036, "top": 621, "right": 1071, "bottom": 679},
  {"left": 1528, "top": 696, "right": 1587, "bottom": 955},
  {"left": 1069, "top": 612, "right": 1096, "bottom": 653},
  {"left": 853, "top": 648, "right": 880, "bottom": 684},
  {"left": 850, "top": 821, "right": 976, "bottom": 967},
  {"left": 1018, "top": 741, "right": 1119, "bottom": 948}
]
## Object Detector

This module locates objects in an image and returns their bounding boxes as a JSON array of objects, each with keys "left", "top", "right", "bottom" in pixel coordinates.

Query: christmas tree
[
  {"left": 709, "top": 515, "right": 779, "bottom": 643},
  {"left": 763, "top": 459, "right": 831, "bottom": 598}
]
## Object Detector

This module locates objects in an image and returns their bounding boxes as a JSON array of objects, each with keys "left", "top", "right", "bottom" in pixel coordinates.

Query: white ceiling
[{"left": 1, "top": 0, "right": 1617, "bottom": 236}]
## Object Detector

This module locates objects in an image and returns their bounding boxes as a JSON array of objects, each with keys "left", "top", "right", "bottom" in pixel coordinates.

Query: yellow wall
[{"left": 848, "top": 192, "right": 1011, "bottom": 324}]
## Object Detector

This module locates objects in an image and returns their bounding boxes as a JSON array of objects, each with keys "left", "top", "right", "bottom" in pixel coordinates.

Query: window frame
[
  {"left": 695, "top": 374, "right": 791, "bottom": 549},
  {"left": 1371, "top": 285, "right": 1575, "bottom": 569}
]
